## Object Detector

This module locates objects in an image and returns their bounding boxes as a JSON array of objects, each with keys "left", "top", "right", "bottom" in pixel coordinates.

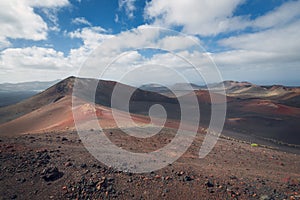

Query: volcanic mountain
[
  {"left": 0, "top": 77, "right": 181, "bottom": 136},
  {"left": 0, "top": 77, "right": 300, "bottom": 146},
  {"left": 1, "top": 77, "right": 300, "bottom": 199}
]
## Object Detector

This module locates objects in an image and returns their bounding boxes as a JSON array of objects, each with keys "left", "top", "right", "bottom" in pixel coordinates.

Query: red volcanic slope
[
  {"left": 236, "top": 99, "right": 300, "bottom": 116},
  {"left": 0, "top": 96, "right": 182, "bottom": 136}
]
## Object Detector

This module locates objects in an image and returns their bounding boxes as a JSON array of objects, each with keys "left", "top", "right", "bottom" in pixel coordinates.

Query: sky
[{"left": 0, "top": 0, "right": 300, "bottom": 86}]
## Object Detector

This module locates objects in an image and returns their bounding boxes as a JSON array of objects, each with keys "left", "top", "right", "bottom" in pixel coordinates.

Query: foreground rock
[
  {"left": 0, "top": 130, "right": 299, "bottom": 199},
  {"left": 40, "top": 166, "right": 63, "bottom": 182}
]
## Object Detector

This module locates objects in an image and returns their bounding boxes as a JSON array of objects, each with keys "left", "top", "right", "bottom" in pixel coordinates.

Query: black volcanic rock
[{"left": 40, "top": 166, "right": 63, "bottom": 182}]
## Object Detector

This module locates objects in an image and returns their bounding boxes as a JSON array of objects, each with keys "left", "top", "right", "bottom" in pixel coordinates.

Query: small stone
[
  {"left": 80, "top": 163, "right": 87, "bottom": 168},
  {"left": 17, "top": 178, "right": 26, "bottom": 183},
  {"left": 96, "top": 181, "right": 104, "bottom": 191},
  {"left": 64, "top": 162, "right": 72, "bottom": 167},
  {"left": 61, "top": 137, "right": 68, "bottom": 141},
  {"left": 205, "top": 180, "right": 214, "bottom": 187},
  {"left": 155, "top": 175, "right": 161, "bottom": 179},
  {"left": 184, "top": 176, "right": 193, "bottom": 181},
  {"left": 260, "top": 195, "right": 270, "bottom": 200},
  {"left": 107, "top": 177, "right": 114, "bottom": 182}
]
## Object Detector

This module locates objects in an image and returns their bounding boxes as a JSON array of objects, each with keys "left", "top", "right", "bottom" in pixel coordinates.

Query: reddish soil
[
  {"left": 240, "top": 99, "right": 300, "bottom": 116},
  {"left": 0, "top": 128, "right": 299, "bottom": 199}
]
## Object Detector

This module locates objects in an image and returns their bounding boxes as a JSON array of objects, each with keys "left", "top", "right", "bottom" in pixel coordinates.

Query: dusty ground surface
[{"left": 0, "top": 128, "right": 300, "bottom": 200}]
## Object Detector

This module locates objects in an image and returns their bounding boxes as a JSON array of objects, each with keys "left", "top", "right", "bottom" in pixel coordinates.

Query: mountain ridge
[{"left": 1, "top": 76, "right": 300, "bottom": 146}]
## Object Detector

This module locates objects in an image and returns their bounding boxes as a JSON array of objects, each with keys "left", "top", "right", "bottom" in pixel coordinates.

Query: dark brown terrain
[{"left": 0, "top": 77, "right": 300, "bottom": 199}]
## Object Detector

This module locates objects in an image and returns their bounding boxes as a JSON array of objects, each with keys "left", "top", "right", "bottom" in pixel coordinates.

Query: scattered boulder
[{"left": 40, "top": 167, "right": 63, "bottom": 182}]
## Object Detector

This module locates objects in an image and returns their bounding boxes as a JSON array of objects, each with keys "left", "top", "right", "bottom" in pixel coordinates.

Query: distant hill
[
  {"left": 0, "top": 80, "right": 60, "bottom": 107},
  {"left": 208, "top": 81, "right": 300, "bottom": 106},
  {"left": 0, "top": 80, "right": 60, "bottom": 92}
]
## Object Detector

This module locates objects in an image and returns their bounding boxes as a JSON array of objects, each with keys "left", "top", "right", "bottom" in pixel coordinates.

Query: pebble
[
  {"left": 184, "top": 176, "right": 193, "bottom": 182},
  {"left": 260, "top": 195, "right": 270, "bottom": 200},
  {"left": 80, "top": 163, "right": 87, "bottom": 168},
  {"left": 205, "top": 180, "right": 214, "bottom": 187},
  {"left": 64, "top": 162, "right": 72, "bottom": 167}
]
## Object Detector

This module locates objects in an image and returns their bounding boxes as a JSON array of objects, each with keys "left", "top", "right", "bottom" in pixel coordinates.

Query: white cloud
[
  {"left": 0, "top": 37, "right": 11, "bottom": 49},
  {"left": 144, "top": 0, "right": 248, "bottom": 36},
  {"left": 0, "top": 0, "right": 69, "bottom": 48},
  {"left": 72, "top": 17, "right": 92, "bottom": 26},
  {"left": 252, "top": 0, "right": 300, "bottom": 29},
  {"left": 26, "top": 0, "right": 70, "bottom": 8},
  {"left": 157, "top": 35, "right": 201, "bottom": 51},
  {"left": 210, "top": 18, "right": 300, "bottom": 84},
  {"left": 195, "top": 1, "right": 300, "bottom": 84},
  {"left": 0, "top": 46, "right": 76, "bottom": 82},
  {"left": 69, "top": 27, "right": 109, "bottom": 44},
  {"left": 218, "top": 19, "right": 300, "bottom": 63},
  {"left": 114, "top": 51, "right": 143, "bottom": 65},
  {"left": 40, "top": 8, "right": 60, "bottom": 32},
  {"left": 114, "top": 14, "right": 119, "bottom": 23},
  {"left": 0, "top": 24, "right": 247, "bottom": 84},
  {"left": 144, "top": 0, "right": 300, "bottom": 37},
  {"left": 66, "top": 25, "right": 161, "bottom": 79},
  {"left": 0, "top": 46, "right": 70, "bottom": 70},
  {"left": 119, "top": 0, "right": 136, "bottom": 19}
]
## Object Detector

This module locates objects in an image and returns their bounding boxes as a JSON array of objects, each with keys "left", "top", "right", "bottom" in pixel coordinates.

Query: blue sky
[{"left": 0, "top": 0, "right": 300, "bottom": 86}]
